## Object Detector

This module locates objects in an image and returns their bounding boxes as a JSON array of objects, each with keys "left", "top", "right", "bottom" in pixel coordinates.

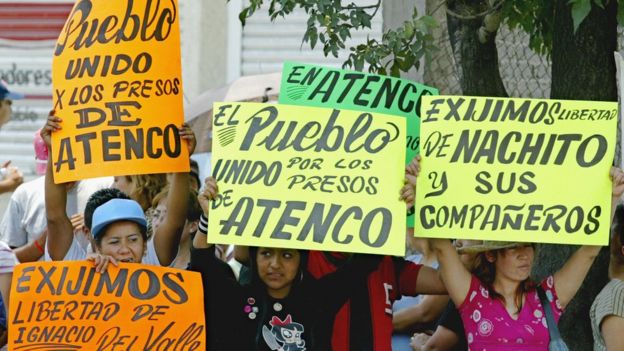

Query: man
[
  {"left": 0, "top": 80, "right": 22, "bottom": 128},
  {"left": 590, "top": 203, "right": 624, "bottom": 351},
  {"left": 0, "top": 80, "right": 24, "bottom": 194}
]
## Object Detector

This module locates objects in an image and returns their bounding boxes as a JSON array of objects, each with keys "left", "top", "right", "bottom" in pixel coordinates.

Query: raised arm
[
  {"left": 429, "top": 239, "right": 472, "bottom": 307},
  {"left": 42, "top": 112, "right": 74, "bottom": 260},
  {"left": 553, "top": 167, "right": 624, "bottom": 308},
  {"left": 192, "top": 176, "right": 217, "bottom": 250},
  {"left": 153, "top": 123, "right": 195, "bottom": 265},
  {"left": 410, "top": 154, "right": 470, "bottom": 304}
]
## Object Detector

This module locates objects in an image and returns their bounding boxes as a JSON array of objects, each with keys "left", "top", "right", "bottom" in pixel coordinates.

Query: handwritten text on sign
[
  {"left": 415, "top": 96, "right": 617, "bottom": 245},
  {"left": 208, "top": 103, "right": 407, "bottom": 255},
  {"left": 51, "top": 0, "right": 188, "bottom": 183},
  {"left": 280, "top": 61, "right": 438, "bottom": 227},
  {"left": 9, "top": 261, "right": 206, "bottom": 351}
]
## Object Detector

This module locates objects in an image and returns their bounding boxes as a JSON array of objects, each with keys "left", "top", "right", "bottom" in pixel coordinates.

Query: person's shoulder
[{"left": 12, "top": 176, "right": 45, "bottom": 196}]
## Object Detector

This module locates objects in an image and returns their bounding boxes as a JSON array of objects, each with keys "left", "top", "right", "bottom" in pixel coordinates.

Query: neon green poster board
[
  {"left": 415, "top": 96, "right": 617, "bottom": 245},
  {"left": 280, "top": 61, "right": 438, "bottom": 227},
  {"left": 208, "top": 102, "right": 407, "bottom": 255}
]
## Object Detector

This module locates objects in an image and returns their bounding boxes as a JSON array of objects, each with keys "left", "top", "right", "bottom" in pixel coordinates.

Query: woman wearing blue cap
[{"left": 41, "top": 111, "right": 196, "bottom": 271}]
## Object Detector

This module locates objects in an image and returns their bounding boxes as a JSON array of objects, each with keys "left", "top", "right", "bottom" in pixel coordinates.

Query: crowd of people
[{"left": 1, "top": 79, "right": 624, "bottom": 351}]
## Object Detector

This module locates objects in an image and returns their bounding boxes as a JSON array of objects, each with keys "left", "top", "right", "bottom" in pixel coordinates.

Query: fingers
[
  {"left": 87, "top": 254, "right": 118, "bottom": 273},
  {"left": 45, "top": 114, "right": 62, "bottom": 131},
  {"left": 179, "top": 123, "right": 197, "bottom": 154},
  {"left": 203, "top": 176, "right": 218, "bottom": 200},
  {"left": 400, "top": 183, "right": 415, "bottom": 208},
  {"left": 405, "top": 155, "right": 421, "bottom": 177},
  {"left": 611, "top": 167, "right": 624, "bottom": 184}
]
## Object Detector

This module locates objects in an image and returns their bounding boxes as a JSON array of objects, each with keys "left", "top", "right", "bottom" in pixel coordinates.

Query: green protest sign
[{"left": 280, "top": 61, "right": 439, "bottom": 227}]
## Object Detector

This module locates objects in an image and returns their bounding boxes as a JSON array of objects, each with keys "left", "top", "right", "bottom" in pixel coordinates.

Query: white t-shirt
[
  {"left": 45, "top": 237, "right": 162, "bottom": 266},
  {"left": 0, "top": 176, "right": 112, "bottom": 247},
  {"left": 0, "top": 241, "right": 17, "bottom": 274}
]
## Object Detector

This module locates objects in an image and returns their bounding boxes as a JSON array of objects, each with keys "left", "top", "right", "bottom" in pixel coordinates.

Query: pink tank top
[{"left": 458, "top": 275, "right": 563, "bottom": 350}]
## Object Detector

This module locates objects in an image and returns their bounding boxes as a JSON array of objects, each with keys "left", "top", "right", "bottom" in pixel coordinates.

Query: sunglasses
[{"left": 1, "top": 100, "right": 12, "bottom": 106}]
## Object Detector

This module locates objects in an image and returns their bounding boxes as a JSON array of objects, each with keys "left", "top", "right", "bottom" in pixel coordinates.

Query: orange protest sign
[
  {"left": 51, "top": 0, "right": 188, "bottom": 183},
  {"left": 9, "top": 261, "right": 206, "bottom": 351}
]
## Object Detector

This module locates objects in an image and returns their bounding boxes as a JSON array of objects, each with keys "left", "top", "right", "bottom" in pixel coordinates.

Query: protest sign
[
  {"left": 280, "top": 61, "right": 438, "bottom": 226},
  {"left": 51, "top": 0, "right": 188, "bottom": 183},
  {"left": 9, "top": 261, "right": 205, "bottom": 350},
  {"left": 208, "top": 102, "right": 407, "bottom": 255},
  {"left": 415, "top": 96, "right": 617, "bottom": 245}
]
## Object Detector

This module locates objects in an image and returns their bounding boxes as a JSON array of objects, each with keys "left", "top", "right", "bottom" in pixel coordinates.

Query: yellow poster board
[
  {"left": 51, "top": 0, "right": 188, "bottom": 183},
  {"left": 415, "top": 96, "right": 617, "bottom": 245},
  {"left": 9, "top": 261, "right": 206, "bottom": 350},
  {"left": 208, "top": 102, "right": 407, "bottom": 255}
]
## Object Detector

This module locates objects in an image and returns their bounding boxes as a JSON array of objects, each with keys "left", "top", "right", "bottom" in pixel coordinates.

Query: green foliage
[
  {"left": 237, "top": 0, "right": 619, "bottom": 76},
  {"left": 570, "top": 0, "right": 592, "bottom": 32},
  {"left": 502, "top": 0, "right": 554, "bottom": 56},
  {"left": 343, "top": 11, "right": 438, "bottom": 76},
  {"left": 504, "top": 0, "right": 621, "bottom": 56},
  {"left": 237, "top": 0, "right": 437, "bottom": 77}
]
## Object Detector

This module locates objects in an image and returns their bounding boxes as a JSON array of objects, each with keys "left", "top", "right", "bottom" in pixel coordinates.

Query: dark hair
[
  {"left": 613, "top": 204, "right": 624, "bottom": 246},
  {"left": 186, "top": 189, "right": 202, "bottom": 222},
  {"left": 611, "top": 204, "right": 624, "bottom": 263},
  {"left": 94, "top": 222, "right": 148, "bottom": 248},
  {"left": 84, "top": 188, "right": 130, "bottom": 230},
  {"left": 246, "top": 247, "right": 308, "bottom": 291},
  {"left": 247, "top": 247, "right": 309, "bottom": 349},
  {"left": 472, "top": 247, "right": 536, "bottom": 314},
  {"left": 189, "top": 159, "right": 200, "bottom": 190}
]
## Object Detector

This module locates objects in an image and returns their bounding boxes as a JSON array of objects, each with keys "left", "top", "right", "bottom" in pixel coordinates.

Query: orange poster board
[
  {"left": 9, "top": 261, "right": 206, "bottom": 350},
  {"left": 51, "top": 0, "right": 188, "bottom": 183}
]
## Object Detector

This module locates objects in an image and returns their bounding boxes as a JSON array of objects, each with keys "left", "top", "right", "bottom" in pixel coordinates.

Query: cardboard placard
[
  {"left": 208, "top": 102, "right": 407, "bottom": 255},
  {"left": 51, "top": 0, "right": 188, "bottom": 183},
  {"left": 9, "top": 261, "right": 206, "bottom": 350},
  {"left": 415, "top": 96, "right": 617, "bottom": 245}
]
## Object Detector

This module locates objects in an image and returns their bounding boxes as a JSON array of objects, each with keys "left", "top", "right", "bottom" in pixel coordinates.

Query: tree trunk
[
  {"left": 446, "top": 0, "right": 507, "bottom": 97},
  {"left": 537, "top": 1, "right": 618, "bottom": 350}
]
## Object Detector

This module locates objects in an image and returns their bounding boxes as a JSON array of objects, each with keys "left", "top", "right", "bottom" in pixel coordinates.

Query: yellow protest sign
[
  {"left": 9, "top": 261, "right": 206, "bottom": 350},
  {"left": 51, "top": 0, "right": 188, "bottom": 183},
  {"left": 415, "top": 96, "right": 617, "bottom": 245},
  {"left": 208, "top": 102, "right": 407, "bottom": 255}
]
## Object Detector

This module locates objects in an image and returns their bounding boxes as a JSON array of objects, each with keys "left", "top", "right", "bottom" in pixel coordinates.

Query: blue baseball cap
[
  {"left": 91, "top": 199, "right": 147, "bottom": 239},
  {"left": 0, "top": 80, "right": 24, "bottom": 100}
]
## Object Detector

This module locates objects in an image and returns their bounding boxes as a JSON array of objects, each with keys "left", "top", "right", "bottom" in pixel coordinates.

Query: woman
[
  {"left": 42, "top": 111, "right": 194, "bottom": 268},
  {"left": 409, "top": 155, "right": 624, "bottom": 350},
  {"left": 191, "top": 177, "right": 382, "bottom": 351},
  {"left": 86, "top": 198, "right": 149, "bottom": 272}
]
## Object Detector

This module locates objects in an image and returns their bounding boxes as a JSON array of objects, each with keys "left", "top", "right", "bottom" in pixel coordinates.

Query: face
[
  {"left": 97, "top": 221, "right": 146, "bottom": 263},
  {"left": 256, "top": 248, "right": 301, "bottom": 298},
  {"left": 0, "top": 100, "right": 12, "bottom": 128},
  {"left": 489, "top": 245, "right": 535, "bottom": 282},
  {"left": 113, "top": 176, "right": 134, "bottom": 196}
]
